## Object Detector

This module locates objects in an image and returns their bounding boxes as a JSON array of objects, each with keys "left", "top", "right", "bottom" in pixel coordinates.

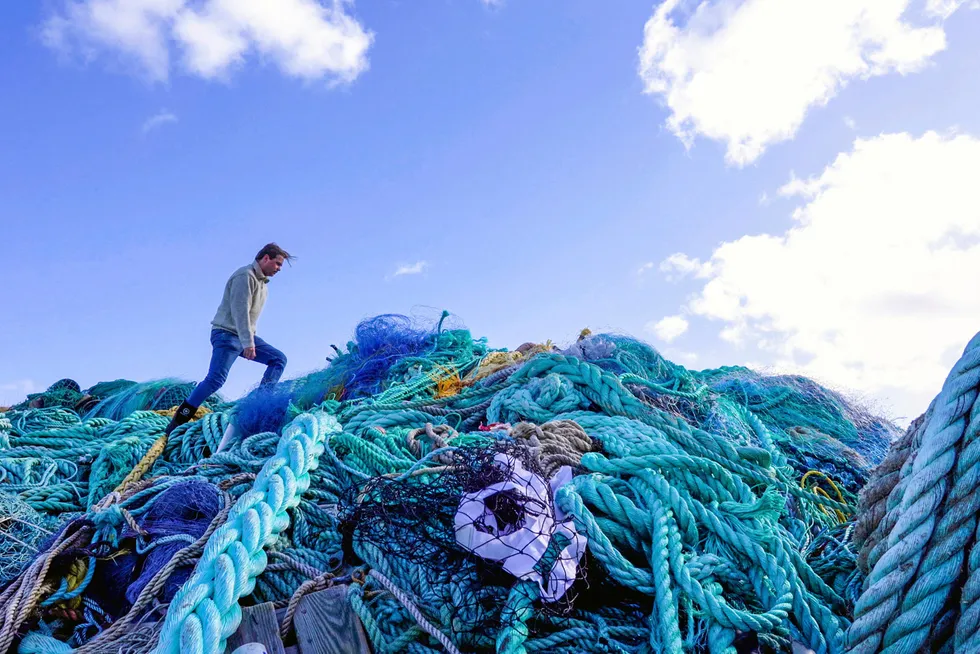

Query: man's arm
[{"left": 230, "top": 273, "right": 256, "bottom": 356}]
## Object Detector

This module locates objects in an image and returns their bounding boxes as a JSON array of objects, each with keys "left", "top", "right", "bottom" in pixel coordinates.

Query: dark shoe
[{"left": 164, "top": 401, "right": 197, "bottom": 436}]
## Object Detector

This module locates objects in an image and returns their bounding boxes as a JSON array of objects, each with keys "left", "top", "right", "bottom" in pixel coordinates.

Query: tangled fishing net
[{"left": 1, "top": 311, "right": 974, "bottom": 654}]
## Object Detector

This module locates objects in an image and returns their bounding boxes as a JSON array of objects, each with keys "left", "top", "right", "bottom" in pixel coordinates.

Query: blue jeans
[{"left": 186, "top": 329, "right": 287, "bottom": 407}]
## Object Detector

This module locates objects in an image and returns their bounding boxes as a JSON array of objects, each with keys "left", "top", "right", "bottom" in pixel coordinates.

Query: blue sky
[{"left": 3, "top": 0, "right": 980, "bottom": 424}]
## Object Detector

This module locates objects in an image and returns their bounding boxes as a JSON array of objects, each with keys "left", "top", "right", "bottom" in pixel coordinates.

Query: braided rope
[
  {"left": 847, "top": 332, "right": 980, "bottom": 654},
  {"left": 0, "top": 528, "right": 88, "bottom": 652},
  {"left": 278, "top": 573, "right": 334, "bottom": 641},
  {"left": 852, "top": 413, "right": 926, "bottom": 573},
  {"left": 510, "top": 420, "right": 594, "bottom": 478},
  {"left": 154, "top": 411, "right": 340, "bottom": 654}
]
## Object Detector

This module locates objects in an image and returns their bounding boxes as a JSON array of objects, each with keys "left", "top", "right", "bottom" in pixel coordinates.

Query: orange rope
[{"left": 434, "top": 366, "right": 463, "bottom": 398}]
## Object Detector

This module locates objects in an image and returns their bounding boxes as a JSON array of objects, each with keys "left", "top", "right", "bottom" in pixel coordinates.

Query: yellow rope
[
  {"left": 153, "top": 405, "right": 211, "bottom": 419},
  {"left": 466, "top": 342, "right": 555, "bottom": 383},
  {"left": 113, "top": 434, "right": 168, "bottom": 494},
  {"left": 801, "top": 470, "right": 849, "bottom": 523},
  {"left": 801, "top": 470, "right": 846, "bottom": 503},
  {"left": 121, "top": 404, "right": 211, "bottom": 492},
  {"left": 55, "top": 558, "right": 91, "bottom": 610},
  {"left": 434, "top": 365, "right": 463, "bottom": 398}
]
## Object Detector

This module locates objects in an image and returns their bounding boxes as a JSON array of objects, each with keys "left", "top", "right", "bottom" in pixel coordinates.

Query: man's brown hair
[{"left": 255, "top": 243, "right": 294, "bottom": 263}]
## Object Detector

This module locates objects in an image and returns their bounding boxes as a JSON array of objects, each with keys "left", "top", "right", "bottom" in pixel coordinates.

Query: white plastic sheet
[{"left": 454, "top": 454, "right": 587, "bottom": 601}]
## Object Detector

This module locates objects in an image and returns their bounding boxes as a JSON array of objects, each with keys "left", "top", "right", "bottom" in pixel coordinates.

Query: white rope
[{"left": 368, "top": 569, "right": 463, "bottom": 654}]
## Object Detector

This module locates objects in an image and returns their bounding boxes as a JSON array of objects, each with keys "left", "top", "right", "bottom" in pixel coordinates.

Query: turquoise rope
[{"left": 155, "top": 411, "right": 341, "bottom": 654}]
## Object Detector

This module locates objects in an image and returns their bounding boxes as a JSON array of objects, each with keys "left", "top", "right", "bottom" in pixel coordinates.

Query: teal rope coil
[{"left": 155, "top": 411, "right": 340, "bottom": 654}]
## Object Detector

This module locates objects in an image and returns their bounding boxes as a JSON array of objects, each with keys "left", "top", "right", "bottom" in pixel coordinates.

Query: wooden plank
[
  {"left": 226, "top": 602, "right": 287, "bottom": 654},
  {"left": 294, "top": 586, "right": 370, "bottom": 654}
]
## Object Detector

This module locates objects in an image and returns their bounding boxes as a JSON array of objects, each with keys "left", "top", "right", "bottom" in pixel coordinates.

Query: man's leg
[
  {"left": 253, "top": 335, "right": 287, "bottom": 386},
  {"left": 166, "top": 330, "right": 240, "bottom": 435}
]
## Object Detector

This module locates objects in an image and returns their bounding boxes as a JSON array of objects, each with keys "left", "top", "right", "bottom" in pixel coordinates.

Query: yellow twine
[
  {"left": 326, "top": 383, "right": 346, "bottom": 401},
  {"left": 466, "top": 352, "right": 523, "bottom": 382},
  {"left": 481, "top": 351, "right": 523, "bottom": 367},
  {"left": 800, "top": 470, "right": 848, "bottom": 523},
  {"left": 100, "top": 548, "right": 132, "bottom": 562}
]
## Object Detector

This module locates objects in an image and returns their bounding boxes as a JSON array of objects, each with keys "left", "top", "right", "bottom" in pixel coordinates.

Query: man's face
[{"left": 260, "top": 255, "right": 285, "bottom": 277}]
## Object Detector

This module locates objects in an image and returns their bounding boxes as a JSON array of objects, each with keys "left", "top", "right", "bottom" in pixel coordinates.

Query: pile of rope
[{"left": 1, "top": 311, "right": 957, "bottom": 654}]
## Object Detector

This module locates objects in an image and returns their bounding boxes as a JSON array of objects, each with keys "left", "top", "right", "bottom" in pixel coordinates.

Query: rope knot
[
  {"left": 90, "top": 504, "right": 146, "bottom": 553},
  {"left": 91, "top": 504, "right": 125, "bottom": 532}
]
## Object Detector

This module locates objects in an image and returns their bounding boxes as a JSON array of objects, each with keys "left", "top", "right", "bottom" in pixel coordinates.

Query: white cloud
[
  {"left": 777, "top": 173, "right": 810, "bottom": 198},
  {"left": 844, "top": 116, "right": 857, "bottom": 130},
  {"left": 648, "top": 315, "right": 690, "bottom": 342},
  {"left": 660, "top": 252, "right": 710, "bottom": 281},
  {"left": 391, "top": 261, "right": 428, "bottom": 278},
  {"left": 660, "top": 131, "right": 980, "bottom": 418},
  {"left": 0, "top": 380, "right": 36, "bottom": 406},
  {"left": 142, "top": 109, "right": 177, "bottom": 133},
  {"left": 637, "top": 261, "right": 656, "bottom": 275},
  {"left": 41, "top": 0, "right": 373, "bottom": 84},
  {"left": 638, "top": 0, "right": 961, "bottom": 165},
  {"left": 927, "top": 0, "right": 971, "bottom": 18}
]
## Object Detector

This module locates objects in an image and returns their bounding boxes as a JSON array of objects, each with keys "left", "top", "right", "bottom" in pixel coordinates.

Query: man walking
[{"left": 165, "top": 243, "right": 292, "bottom": 436}]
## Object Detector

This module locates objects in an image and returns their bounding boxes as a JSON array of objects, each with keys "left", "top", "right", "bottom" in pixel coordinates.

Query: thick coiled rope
[
  {"left": 154, "top": 411, "right": 340, "bottom": 654},
  {"left": 847, "top": 331, "right": 980, "bottom": 654}
]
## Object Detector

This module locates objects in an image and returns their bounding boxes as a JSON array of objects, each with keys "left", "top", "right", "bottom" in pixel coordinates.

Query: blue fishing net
[
  {"left": 233, "top": 311, "right": 489, "bottom": 437},
  {"left": 87, "top": 480, "right": 222, "bottom": 616}
]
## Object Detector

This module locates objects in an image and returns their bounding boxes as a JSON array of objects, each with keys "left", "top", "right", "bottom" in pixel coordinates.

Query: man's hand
[{"left": 243, "top": 347, "right": 257, "bottom": 360}]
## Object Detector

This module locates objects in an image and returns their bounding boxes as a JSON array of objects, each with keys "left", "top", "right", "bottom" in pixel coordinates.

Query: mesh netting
[
  {"left": 232, "top": 311, "right": 490, "bottom": 437},
  {"left": 698, "top": 367, "right": 898, "bottom": 464},
  {"left": 340, "top": 440, "right": 598, "bottom": 648},
  {"left": 11, "top": 379, "right": 87, "bottom": 412},
  {"left": 0, "top": 494, "right": 58, "bottom": 584},
  {"left": 42, "top": 479, "right": 224, "bottom": 640}
]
